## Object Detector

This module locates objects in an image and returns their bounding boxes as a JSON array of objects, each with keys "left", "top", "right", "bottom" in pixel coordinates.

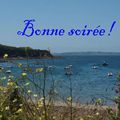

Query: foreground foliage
[{"left": 0, "top": 54, "right": 119, "bottom": 120}]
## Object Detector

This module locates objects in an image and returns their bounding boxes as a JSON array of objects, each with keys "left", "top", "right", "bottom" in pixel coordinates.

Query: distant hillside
[
  {"left": 55, "top": 52, "right": 120, "bottom": 56},
  {"left": 0, "top": 44, "right": 53, "bottom": 58}
]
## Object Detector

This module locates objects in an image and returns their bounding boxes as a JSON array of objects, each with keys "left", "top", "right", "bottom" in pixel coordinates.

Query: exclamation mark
[{"left": 108, "top": 21, "right": 116, "bottom": 36}]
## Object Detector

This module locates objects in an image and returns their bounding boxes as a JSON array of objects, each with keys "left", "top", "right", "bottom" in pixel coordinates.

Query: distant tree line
[{"left": 0, "top": 44, "right": 53, "bottom": 58}]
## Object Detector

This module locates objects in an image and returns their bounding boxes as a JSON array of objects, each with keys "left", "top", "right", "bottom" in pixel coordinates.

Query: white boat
[
  {"left": 92, "top": 66, "right": 98, "bottom": 69},
  {"left": 108, "top": 72, "right": 113, "bottom": 76},
  {"left": 6, "top": 70, "right": 12, "bottom": 74}
]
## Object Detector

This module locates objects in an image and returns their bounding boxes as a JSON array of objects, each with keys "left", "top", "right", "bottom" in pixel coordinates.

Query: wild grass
[{"left": 0, "top": 53, "right": 119, "bottom": 120}]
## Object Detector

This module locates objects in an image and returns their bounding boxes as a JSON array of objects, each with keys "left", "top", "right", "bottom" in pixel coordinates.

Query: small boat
[
  {"left": 48, "top": 66, "right": 53, "bottom": 70},
  {"left": 6, "top": 70, "right": 12, "bottom": 74},
  {"left": 102, "top": 61, "right": 108, "bottom": 66},
  {"left": 68, "top": 65, "right": 72, "bottom": 67},
  {"left": 64, "top": 65, "right": 73, "bottom": 75},
  {"left": 92, "top": 66, "right": 98, "bottom": 69},
  {"left": 108, "top": 72, "right": 113, "bottom": 76}
]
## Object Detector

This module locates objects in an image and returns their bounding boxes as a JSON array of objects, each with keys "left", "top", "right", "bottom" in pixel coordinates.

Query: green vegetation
[
  {"left": 0, "top": 52, "right": 120, "bottom": 120},
  {"left": 107, "top": 72, "right": 120, "bottom": 120},
  {"left": 0, "top": 44, "right": 53, "bottom": 58}
]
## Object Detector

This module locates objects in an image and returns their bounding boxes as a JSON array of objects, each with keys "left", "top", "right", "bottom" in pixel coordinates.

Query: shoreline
[
  {"left": 0, "top": 56, "right": 64, "bottom": 62},
  {"left": 30, "top": 99, "right": 117, "bottom": 110}
]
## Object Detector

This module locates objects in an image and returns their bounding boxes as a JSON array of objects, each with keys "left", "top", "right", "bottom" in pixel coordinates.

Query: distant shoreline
[
  {"left": 0, "top": 56, "right": 64, "bottom": 62},
  {"left": 54, "top": 52, "right": 120, "bottom": 56}
]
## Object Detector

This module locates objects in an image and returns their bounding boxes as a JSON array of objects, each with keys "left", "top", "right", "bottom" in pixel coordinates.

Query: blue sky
[{"left": 0, "top": 0, "right": 120, "bottom": 53}]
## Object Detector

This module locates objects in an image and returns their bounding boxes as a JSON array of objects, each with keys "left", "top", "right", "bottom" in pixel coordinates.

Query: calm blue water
[
  {"left": 46, "top": 55, "right": 120, "bottom": 105},
  {"left": 1, "top": 55, "right": 120, "bottom": 105}
]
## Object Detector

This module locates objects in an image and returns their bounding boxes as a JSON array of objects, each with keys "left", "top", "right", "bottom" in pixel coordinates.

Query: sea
[{"left": 1, "top": 54, "right": 120, "bottom": 106}]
